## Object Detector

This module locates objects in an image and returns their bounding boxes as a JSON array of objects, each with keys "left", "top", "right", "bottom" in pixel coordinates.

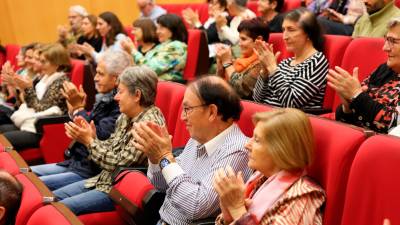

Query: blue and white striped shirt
[{"left": 147, "top": 124, "right": 252, "bottom": 225}]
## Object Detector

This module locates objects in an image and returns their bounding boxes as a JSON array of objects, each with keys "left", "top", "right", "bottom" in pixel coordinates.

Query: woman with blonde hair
[{"left": 214, "top": 108, "right": 325, "bottom": 225}]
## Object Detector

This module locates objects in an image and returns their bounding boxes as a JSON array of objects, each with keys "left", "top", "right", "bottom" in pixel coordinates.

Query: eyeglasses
[
  {"left": 182, "top": 104, "right": 207, "bottom": 117},
  {"left": 384, "top": 35, "right": 400, "bottom": 48}
]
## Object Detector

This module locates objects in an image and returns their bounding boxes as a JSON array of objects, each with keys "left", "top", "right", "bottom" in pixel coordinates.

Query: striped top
[
  {"left": 147, "top": 124, "right": 252, "bottom": 225},
  {"left": 253, "top": 52, "right": 329, "bottom": 109}
]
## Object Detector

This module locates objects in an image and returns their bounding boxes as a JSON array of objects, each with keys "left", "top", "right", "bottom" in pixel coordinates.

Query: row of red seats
[{"left": 0, "top": 81, "right": 398, "bottom": 225}]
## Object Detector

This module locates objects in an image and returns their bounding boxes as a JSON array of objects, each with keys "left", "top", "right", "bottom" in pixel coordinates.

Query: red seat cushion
[
  {"left": 237, "top": 100, "right": 273, "bottom": 137},
  {"left": 27, "top": 202, "right": 83, "bottom": 225}
]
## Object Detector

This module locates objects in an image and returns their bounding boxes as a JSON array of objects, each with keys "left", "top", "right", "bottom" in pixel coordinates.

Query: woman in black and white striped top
[{"left": 253, "top": 7, "right": 329, "bottom": 110}]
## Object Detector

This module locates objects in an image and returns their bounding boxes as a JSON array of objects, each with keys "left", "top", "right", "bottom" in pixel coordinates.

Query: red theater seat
[
  {"left": 78, "top": 211, "right": 125, "bottom": 225},
  {"left": 172, "top": 104, "right": 190, "bottom": 148},
  {"left": 237, "top": 100, "right": 273, "bottom": 137},
  {"left": 5, "top": 44, "right": 21, "bottom": 70},
  {"left": 341, "top": 135, "right": 400, "bottom": 225},
  {"left": 184, "top": 29, "right": 209, "bottom": 81},
  {"left": 307, "top": 116, "right": 370, "bottom": 225},
  {"left": 26, "top": 202, "right": 83, "bottom": 225},
  {"left": 0, "top": 150, "right": 29, "bottom": 175}
]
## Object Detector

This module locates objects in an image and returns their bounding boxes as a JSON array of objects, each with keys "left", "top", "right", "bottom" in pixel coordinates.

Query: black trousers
[{"left": 0, "top": 124, "right": 41, "bottom": 151}]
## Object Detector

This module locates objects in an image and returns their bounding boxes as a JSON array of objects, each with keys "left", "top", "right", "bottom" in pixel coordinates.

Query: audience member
[
  {"left": 217, "top": 0, "right": 256, "bottom": 45},
  {"left": 77, "top": 11, "right": 127, "bottom": 63},
  {"left": 58, "top": 5, "right": 88, "bottom": 47},
  {"left": 70, "top": 15, "right": 102, "bottom": 60},
  {"left": 0, "top": 170, "right": 23, "bottom": 225},
  {"left": 318, "top": 0, "right": 365, "bottom": 35},
  {"left": 216, "top": 18, "right": 269, "bottom": 99},
  {"left": 0, "top": 43, "right": 70, "bottom": 151},
  {"left": 53, "top": 66, "right": 165, "bottom": 215},
  {"left": 30, "top": 50, "right": 132, "bottom": 191},
  {"left": 183, "top": 0, "right": 230, "bottom": 45},
  {"left": 136, "top": 0, "right": 166, "bottom": 22},
  {"left": 214, "top": 108, "right": 325, "bottom": 225},
  {"left": 121, "top": 18, "right": 158, "bottom": 57},
  {"left": 352, "top": 0, "right": 400, "bottom": 37},
  {"left": 253, "top": 8, "right": 329, "bottom": 110},
  {"left": 133, "top": 76, "right": 252, "bottom": 225},
  {"left": 131, "top": 14, "right": 188, "bottom": 81},
  {"left": 257, "top": 0, "right": 285, "bottom": 32},
  {"left": 329, "top": 17, "right": 400, "bottom": 133}
]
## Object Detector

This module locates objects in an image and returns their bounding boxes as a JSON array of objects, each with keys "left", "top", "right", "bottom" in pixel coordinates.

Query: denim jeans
[
  {"left": 31, "top": 163, "right": 85, "bottom": 191},
  {"left": 53, "top": 180, "right": 115, "bottom": 215}
]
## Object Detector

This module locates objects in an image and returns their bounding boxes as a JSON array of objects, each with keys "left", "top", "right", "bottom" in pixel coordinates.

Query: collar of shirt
[{"left": 202, "top": 123, "right": 235, "bottom": 156}]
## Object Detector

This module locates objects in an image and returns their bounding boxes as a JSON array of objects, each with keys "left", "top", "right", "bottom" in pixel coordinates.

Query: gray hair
[
  {"left": 234, "top": 0, "right": 248, "bottom": 8},
  {"left": 99, "top": 50, "right": 133, "bottom": 77},
  {"left": 118, "top": 66, "right": 158, "bottom": 107},
  {"left": 387, "top": 16, "right": 400, "bottom": 29},
  {"left": 69, "top": 5, "right": 88, "bottom": 17}
]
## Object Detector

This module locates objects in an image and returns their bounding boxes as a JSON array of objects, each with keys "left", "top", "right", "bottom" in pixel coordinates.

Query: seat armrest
[{"left": 35, "top": 115, "right": 70, "bottom": 134}]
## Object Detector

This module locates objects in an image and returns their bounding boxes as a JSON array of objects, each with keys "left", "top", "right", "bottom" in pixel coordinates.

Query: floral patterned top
[{"left": 133, "top": 40, "right": 187, "bottom": 82}]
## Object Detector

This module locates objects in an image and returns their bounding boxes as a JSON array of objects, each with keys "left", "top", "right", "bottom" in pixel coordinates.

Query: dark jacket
[{"left": 57, "top": 89, "right": 120, "bottom": 178}]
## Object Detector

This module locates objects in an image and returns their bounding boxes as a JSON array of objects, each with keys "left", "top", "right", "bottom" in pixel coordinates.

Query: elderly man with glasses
[
  {"left": 133, "top": 76, "right": 252, "bottom": 225},
  {"left": 328, "top": 17, "right": 400, "bottom": 133}
]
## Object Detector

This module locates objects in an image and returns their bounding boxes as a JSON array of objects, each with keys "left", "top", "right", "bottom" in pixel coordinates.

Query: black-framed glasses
[
  {"left": 384, "top": 35, "right": 400, "bottom": 48},
  {"left": 182, "top": 104, "right": 207, "bottom": 117}
]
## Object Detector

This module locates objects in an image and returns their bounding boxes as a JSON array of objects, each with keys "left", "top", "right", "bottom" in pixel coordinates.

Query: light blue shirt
[{"left": 140, "top": 5, "right": 166, "bottom": 22}]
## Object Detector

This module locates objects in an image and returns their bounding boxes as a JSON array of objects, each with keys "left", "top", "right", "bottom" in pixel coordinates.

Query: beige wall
[{"left": 0, "top": 0, "right": 204, "bottom": 46}]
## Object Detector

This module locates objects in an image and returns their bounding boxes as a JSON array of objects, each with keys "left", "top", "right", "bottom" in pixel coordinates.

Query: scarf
[
  {"left": 245, "top": 170, "right": 304, "bottom": 223},
  {"left": 233, "top": 51, "right": 258, "bottom": 73}
]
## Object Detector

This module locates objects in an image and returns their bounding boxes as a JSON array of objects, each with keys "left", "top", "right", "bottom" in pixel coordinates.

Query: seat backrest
[
  {"left": 237, "top": 100, "right": 273, "bottom": 137},
  {"left": 307, "top": 116, "right": 368, "bottom": 225},
  {"left": 0, "top": 150, "right": 29, "bottom": 175},
  {"left": 246, "top": 1, "right": 261, "bottom": 16},
  {"left": 183, "top": 29, "right": 209, "bottom": 81},
  {"left": 341, "top": 135, "right": 400, "bottom": 225},
  {"left": 15, "top": 173, "right": 55, "bottom": 225},
  {"left": 27, "top": 202, "right": 83, "bottom": 225},
  {"left": 172, "top": 104, "right": 191, "bottom": 148},
  {"left": 332, "top": 37, "right": 387, "bottom": 110},
  {"left": 268, "top": 33, "right": 291, "bottom": 62},
  {"left": 155, "top": 81, "right": 186, "bottom": 136},
  {"left": 5, "top": 44, "right": 21, "bottom": 70},
  {"left": 282, "top": 0, "right": 302, "bottom": 12},
  {"left": 159, "top": 3, "right": 209, "bottom": 24},
  {"left": 70, "top": 59, "right": 85, "bottom": 88},
  {"left": 322, "top": 35, "right": 352, "bottom": 111},
  {"left": 124, "top": 26, "right": 136, "bottom": 42}
]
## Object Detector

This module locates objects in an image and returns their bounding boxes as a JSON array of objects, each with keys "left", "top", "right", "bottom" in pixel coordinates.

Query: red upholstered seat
[
  {"left": 341, "top": 135, "right": 400, "bottom": 225},
  {"left": 27, "top": 202, "right": 83, "bottom": 225},
  {"left": 78, "top": 211, "right": 126, "bottom": 225},
  {"left": 15, "top": 172, "right": 55, "bottom": 225},
  {"left": 268, "top": 33, "right": 292, "bottom": 62},
  {"left": 246, "top": 1, "right": 261, "bottom": 16},
  {"left": 172, "top": 104, "right": 191, "bottom": 148},
  {"left": 155, "top": 81, "right": 186, "bottom": 137},
  {"left": 237, "top": 100, "right": 273, "bottom": 137},
  {"left": 159, "top": 3, "right": 209, "bottom": 24},
  {"left": 307, "top": 116, "right": 369, "bottom": 225},
  {"left": 282, "top": 0, "right": 302, "bottom": 12},
  {"left": 183, "top": 29, "right": 209, "bottom": 81},
  {"left": 0, "top": 150, "right": 29, "bottom": 175},
  {"left": 124, "top": 26, "right": 135, "bottom": 42},
  {"left": 323, "top": 37, "right": 387, "bottom": 119},
  {"left": 5, "top": 44, "right": 21, "bottom": 70}
]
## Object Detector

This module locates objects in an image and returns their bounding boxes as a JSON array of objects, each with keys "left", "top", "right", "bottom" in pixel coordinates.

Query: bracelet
[{"left": 223, "top": 62, "right": 233, "bottom": 69}]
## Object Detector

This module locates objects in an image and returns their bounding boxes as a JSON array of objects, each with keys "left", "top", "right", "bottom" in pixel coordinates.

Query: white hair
[{"left": 69, "top": 5, "right": 88, "bottom": 17}]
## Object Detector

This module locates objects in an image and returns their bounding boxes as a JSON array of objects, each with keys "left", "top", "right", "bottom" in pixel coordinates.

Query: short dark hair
[
  {"left": 20, "top": 42, "right": 38, "bottom": 56},
  {"left": 157, "top": 14, "right": 188, "bottom": 43},
  {"left": 98, "top": 11, "right": 126, "bottom": 46},
  {"left": 270, "top": 0, "right": 284, "bottom": 13},
  {"left": 284, "top": 7, "right": 324, "bottom": 52},
  {"left": 191, "top": 76, "right": 243, "bottom": 122},
  {"left": 133, "top": 18, "right": 159, "bottom": 44},
  {"left": 0, "top": 171, "right": 23, "bottom": 225},
  {"left": 238, "top": 17, "right": 270, "bottom": 41},
  {"left": 208, "top": 0, "right": 228, "bottom": 10}
]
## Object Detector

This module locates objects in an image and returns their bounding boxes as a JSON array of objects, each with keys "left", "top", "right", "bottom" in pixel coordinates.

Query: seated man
[
  {"left": 0, "top": 170, "right": 23, "bottom": 225},
  {"left": 352, "top": 0, "right": 400, "bottom": 37},
  {"left": 136, "top": 0, "right": 166, "bottom": 22},
  {"left": 133, "top": 76, "right": 252, "bottom": 225},
  {"left": 58, "top": 5, "right": 88, "bottom": 47}
]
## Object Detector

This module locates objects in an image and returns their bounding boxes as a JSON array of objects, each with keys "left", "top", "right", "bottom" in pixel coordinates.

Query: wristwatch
[
  {"left": 222, "top": 62, "right": 233, "bottom": 69},
  {"left": 159, "top": 157, "right": 172, "bottom": 170}
]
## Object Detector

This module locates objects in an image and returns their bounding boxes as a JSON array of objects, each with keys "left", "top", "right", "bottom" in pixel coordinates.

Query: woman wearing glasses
[{"left": 328, "top": 17, "right": 400, "bottom": 133}]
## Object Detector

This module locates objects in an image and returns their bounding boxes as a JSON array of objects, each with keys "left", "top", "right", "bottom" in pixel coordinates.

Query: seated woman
[
  {"left": 121, "top": 18, "right": 159, "bottom": 57},
  {"left": 53, "top": 66, "right": 165, "bottom": 215},
  {"left": 253, "top": 8, "right": 329, "bottom": 110},
  {"left": 130, "top": 14, "right": 188, "bottom": 82},
  {"left": 214, "top": 108, "right": 326, "bottom": 225},
  {"left": 328, "top": 17, "right": 400, "bottom": 134},
  {"left": 30, "top": 50, "right": 131, "bottom": 191},
  {"left": 183, "top": 0, "right": 230, "bottom": 45},
  {"left": 216, "top": 17, "right": 269, "bottom": 99},
  {"left": 216, "top": 0, "right": 256, "bottom": 46},
  {"left": 77, "top": 11, "right": 127, "bottom": 63},
  {"left": 0, "top": 43, "right": 70, "bottom": 150},
  {"left": 70, "top": 14, "right": 102, "bottom": 60}
]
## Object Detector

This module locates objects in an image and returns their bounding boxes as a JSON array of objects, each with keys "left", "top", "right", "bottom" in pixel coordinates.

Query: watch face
[{"left": 159, "top": 158, "right": 171, "bottom": 169}]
